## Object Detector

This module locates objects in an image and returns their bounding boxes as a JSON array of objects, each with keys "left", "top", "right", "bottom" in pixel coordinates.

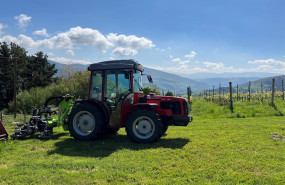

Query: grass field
[{"left": 1, "top": 100, "right": 285, "bottom": 184}]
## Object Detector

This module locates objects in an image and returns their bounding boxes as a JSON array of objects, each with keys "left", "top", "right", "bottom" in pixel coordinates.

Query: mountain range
[{"left": 49, "top": 60, "right": 284, "bottom": 93}]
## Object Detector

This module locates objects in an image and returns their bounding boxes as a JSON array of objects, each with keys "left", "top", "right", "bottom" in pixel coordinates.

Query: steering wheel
[{"left": 114, "top": 91, "right": 130, "bottom": 106}]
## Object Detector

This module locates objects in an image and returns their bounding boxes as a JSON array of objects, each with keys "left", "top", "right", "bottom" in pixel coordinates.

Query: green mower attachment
[{"left": 10, "top": 94, "right": 74, "bottom": 140}]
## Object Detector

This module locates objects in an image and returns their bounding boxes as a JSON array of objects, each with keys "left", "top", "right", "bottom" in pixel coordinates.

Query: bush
[
  {"left": 165, "top": 90, "right": 174, "bottom": 96},
  {"left": 9, "top": 71, "right": 90, "bottom": 113}
]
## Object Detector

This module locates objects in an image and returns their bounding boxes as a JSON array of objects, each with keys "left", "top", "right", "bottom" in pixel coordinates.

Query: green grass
[
  {"left": 192, "top": 98, "right": 285, "bottom": 119},
  {"left": 1, "top": 113, "right": 285, "bottom": 184}
]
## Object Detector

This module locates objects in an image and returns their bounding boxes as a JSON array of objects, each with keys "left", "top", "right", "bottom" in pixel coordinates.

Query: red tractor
[{"left": 67, "top": 59, "right": 192, "bottom": 143}]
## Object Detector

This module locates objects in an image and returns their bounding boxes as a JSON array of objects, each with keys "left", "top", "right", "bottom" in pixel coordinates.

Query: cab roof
[{"left": 88, "top": 59, "right": 144, "bottom": 72}]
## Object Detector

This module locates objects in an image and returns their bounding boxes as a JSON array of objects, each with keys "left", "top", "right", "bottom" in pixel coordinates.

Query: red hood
[{"left": 147, "top": 94, "right": 187, "bottom": 101}]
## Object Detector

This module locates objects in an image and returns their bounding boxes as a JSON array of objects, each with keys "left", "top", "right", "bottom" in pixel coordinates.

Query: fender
[{"left": 74, "top": 99, "right": 111, "bottom": 125}]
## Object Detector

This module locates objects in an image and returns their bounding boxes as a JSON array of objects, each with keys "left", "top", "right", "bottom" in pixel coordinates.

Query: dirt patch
[
  {"left": 30, "top": 146, "right": 47, "bottom": 151},
  {"left": 271, "top": 132, "right": 284, "bottom": 142}
]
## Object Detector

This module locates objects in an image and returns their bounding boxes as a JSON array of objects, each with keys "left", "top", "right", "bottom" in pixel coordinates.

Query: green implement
[{"left": 10, "top": 95, "right": 74, "bottom": 140}]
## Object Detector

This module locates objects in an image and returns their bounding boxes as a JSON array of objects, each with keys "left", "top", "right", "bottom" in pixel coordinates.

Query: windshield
[{"left": 133, "top": 70, "right": 142, "bottom": 93}]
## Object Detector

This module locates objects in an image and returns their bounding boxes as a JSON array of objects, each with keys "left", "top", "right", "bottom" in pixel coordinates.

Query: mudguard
[{"left": 74, "top": 99, "right": 111, "bottom": 125}]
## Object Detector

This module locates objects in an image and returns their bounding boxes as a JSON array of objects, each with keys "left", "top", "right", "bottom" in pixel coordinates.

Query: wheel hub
[
  {"left": 76, "top": 113, "right": 95, "bottom": 133},
  {"left": 136, "top": 120, "right": 153, "bottom": 135}
]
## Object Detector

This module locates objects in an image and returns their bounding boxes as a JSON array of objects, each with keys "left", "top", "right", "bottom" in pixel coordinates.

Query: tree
[
  {"left": 165, "top": 90, "right": 174, "bottom": 96},
  {"left": 21, "top": 51, "right": 57, "bottom": 91},
  {"left": 143, "top": 86, "right": 152, "bottom": 95},
  {"left": 0, "top": 42, "right": 57, "bottom": 110},
  {"left": 143, "top": 85, "right": 161, "bottom": 95},
  {"left": 0, "top": 42, "right": 27, "bottom": 109}
]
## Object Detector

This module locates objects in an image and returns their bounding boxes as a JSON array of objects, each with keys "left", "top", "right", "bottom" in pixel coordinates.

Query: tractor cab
[{"left": 88, "top": 59, "right": 146, "bottom": 111}]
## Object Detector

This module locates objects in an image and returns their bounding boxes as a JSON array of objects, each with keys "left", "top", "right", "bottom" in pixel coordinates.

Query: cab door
[{"left": 104, "top": 70, "right": 131, "bottom": 126}]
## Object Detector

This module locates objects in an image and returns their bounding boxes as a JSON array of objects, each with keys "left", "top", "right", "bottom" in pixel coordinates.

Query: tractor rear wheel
[
  {"left": 161, "top": 124, "right": 169, "bottom": 136},
  {"left": 68, "top": 103, "right": 105, "bottom": 141},
  {"left": 125, "top": 109, "right": 163, "bottom": 143}
]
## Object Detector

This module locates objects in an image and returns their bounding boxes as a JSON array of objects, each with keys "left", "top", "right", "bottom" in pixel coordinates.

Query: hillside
[
  {"left": 197, "top": 77, "right": 260, "bottom": 87},
  {"left": 239, "top": 75, "right": 285, "bottom": 92},
  {"left": 49, "top": 60, "right": 208, "bottom": 92},
  {"left": 143, "top": 67, "right": 208, "bottom": 92}
]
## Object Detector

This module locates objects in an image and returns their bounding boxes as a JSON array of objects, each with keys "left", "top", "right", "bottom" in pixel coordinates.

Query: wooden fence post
[
  {"left": 219, "top": 83, "right": 221, "bottom": 102},
  {"left": 237, "top": 84, "right": 239, "bottom": 101},
  {"left": 271, "top": 78, "right": 275, "bottom": 107},
  {"left": 209, "top": 89, "right": 211, "bottom": 101},
  {"left": 248, "top": 81, "right": 251, "bottom": 101},
  {"left": 187, "top": 86, "right": 192, "bottom": 112},
  {"left": 282, "top": 79, "right": 285, "bottom": 100},
  {"left": 212, "top": 86, "right": 214, "bottom": 100},
  {"left": 229, "top": 82, "right": 233, "bottom": 112},
  {"left": 261, "top": 83, "right": 264, "bottom": 103}
]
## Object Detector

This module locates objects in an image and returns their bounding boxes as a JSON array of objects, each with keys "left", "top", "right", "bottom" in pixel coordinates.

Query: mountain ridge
[{"left": 48, "top": 60, "right": 283, "bottom": 93}]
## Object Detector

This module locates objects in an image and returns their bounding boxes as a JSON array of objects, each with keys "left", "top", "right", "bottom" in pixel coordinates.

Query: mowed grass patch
[{"left": 1, "top": 115, "right": 285, "bottom": 184}]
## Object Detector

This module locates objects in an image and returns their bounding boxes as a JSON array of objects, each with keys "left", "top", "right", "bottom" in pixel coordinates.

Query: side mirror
[{"left": 147, "top": 75, "right": 153, "bottom": 83}]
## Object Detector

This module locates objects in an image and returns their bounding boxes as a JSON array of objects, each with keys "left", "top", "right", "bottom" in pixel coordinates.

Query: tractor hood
[{"left": 147, "top": 94, "right": 187, "bottom": 101}]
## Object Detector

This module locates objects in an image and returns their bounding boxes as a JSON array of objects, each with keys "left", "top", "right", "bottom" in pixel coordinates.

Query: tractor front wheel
[
  {"left": 68, "top": 103, "right": 105, "bottom": 141},
  {"left": 125, "top": 109, "right": 163, "bottom": 143}
]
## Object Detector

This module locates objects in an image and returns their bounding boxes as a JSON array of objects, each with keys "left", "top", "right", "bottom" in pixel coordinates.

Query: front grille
[
  {"left": 183, "top": 101, "right": 189, "bottom": 115},
  {"left": 160, "top": 101, "right": 181, "bottom": 115}
]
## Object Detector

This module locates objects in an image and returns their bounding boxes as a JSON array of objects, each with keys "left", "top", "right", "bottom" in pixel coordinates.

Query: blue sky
[{"left": 0, "top": 0, "right": 284, "bottom": 76}]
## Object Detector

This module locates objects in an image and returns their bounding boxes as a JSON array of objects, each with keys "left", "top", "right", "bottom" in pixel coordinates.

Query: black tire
[
  {"left": 161, "top": 124, "right": 169, "bottom": 136},
  {"left": 68, "top": 103, "right": 105, "bottom": 141},
  {"left": 106, "top": 128, "right": 120, "bottom": 135},
  {"left": 125, "top": 109, "right": 163, "bottom": 143}
]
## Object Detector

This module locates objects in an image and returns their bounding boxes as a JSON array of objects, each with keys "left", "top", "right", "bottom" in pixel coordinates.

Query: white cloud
[
  {"left": 33, "top": 28, "right": 49, "bottom": 37},
  {"left": 50, "top": 57, "right": 91, "bottom": 65},
  {"left": 65, "top": 49, "right": 75, "bottom": 56},
  {"left": 107, "top": 33, "right": 155, "bottom": 49},
  {"left": 14, "top": 14, "right": 32, "bottom": 29},
  {"left": 169, "top": 54, "right": 173, "bottom": 59},
  {"left": 0, "top": 23, "right": 7, "bottom": 34},
  {"left": 151, "top": 65, "right": 208, "bottom": 74},
  {"left": 47, "top": 52, "right": 54, "bottom": 56},
  {"left": 112, "top": 47, "right": 138, "bottom": 56},
  {"left": 256, "top": 65, "right": 273, "bottom": 70},
  {"left": 203, "top": 61, "right": 233, "bottom": 70},
  {"left": 0, "top": 26, "right": 113, "bottom": 51},
  {"left": 172, "top": 58, "right": 181, "bottom": 62},
  {"left": 0, "top": 34, "right": 39, "bottom": 49},
  {"left": 155, "top": 48, "right": 166, "bottom": 52},
  {"left": 184, "top": 51, "right": 197, "bottom": 59},
  {"left": 100, "top": 50, "right": 107, "bottom": 54},
  {"left": 248, "top": 58, "right": 285, "bottom": 67},
  {"left": 0, "top": 27, "right": 155, "bottom": 57}
]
